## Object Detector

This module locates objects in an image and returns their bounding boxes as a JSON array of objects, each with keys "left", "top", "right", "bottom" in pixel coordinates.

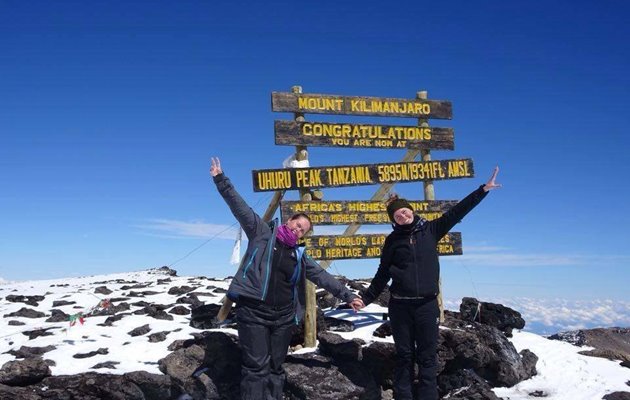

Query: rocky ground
[{"left": 0, "top": 267, "right": 628, "bottom": 399}]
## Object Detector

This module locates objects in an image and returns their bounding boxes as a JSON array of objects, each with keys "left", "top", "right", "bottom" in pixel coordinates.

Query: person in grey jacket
[{"left": 210, "top": 157, "right": 364, "bottom": 400}]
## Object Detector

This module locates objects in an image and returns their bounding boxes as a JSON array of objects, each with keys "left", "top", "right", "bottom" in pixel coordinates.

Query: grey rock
[
  {"left": 0, "top": 358, "right": 51, "bottom": 386},
  {"left": 603, "top": 392, "right": 630, "bottom": 400},
  {"left": 318, "top": 332, "right": 364, "bottom": 362},
  {"left": 94, "top": 286, "right": 113, "bottom": 295},
  {"left": 169, "top": 305, "right": 191, "bottom": 315},
  {"left": 5, "top": 295, "right": 46, "bottom": 307},
  {"left": 4, "top": 307, "right": 46, "bottom": 319},
  {"left": 284, "top": 353, "right": 380, "bottom": 400},
  {"left": 168, "top": 286, "right": 196, "bottom": 296},
  {"left": 73, "top": 348, "right": 109, "bottom": 359},
  {"left": 149, "top": 331, "right": 169, "bottom": 343},
  {"left": 52, "top": 300, "right": 76, "bottom": 307},
  {"left": 6, "top": 345, "right": 56, "bottom": 359},
  {"left": 45, "top": 309, "right": 69, "bottom": 323},
  {"left": 91, "top": 361, "right": 120, "bottom": 369},
  {"left": 22, "top": 328, "right": 56, "bottom": 340},
  {"left": 128, "top": 324, "right": 151, "bottom": 337},
  {"left": 460, "top": 297, "right": 525, "bottom": 337}
]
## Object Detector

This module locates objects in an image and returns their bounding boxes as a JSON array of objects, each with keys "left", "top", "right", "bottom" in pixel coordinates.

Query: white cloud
[
  {"left": 449, "top": 245, "right": 630, "bottom": 267},
  {"left": 456, "top": 253, "right": 580, "bottom": 267},
  {"left": 134, "top": 219, "right": 239, "bottom": 240}
]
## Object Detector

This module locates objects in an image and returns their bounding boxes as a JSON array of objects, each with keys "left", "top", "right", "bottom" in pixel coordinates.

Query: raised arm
[
  {"left": 210, "top": 157, "right": 266, "bottom": 240},
  {"left": 431, "top": 166, "right": 500, "bottom": 239}
]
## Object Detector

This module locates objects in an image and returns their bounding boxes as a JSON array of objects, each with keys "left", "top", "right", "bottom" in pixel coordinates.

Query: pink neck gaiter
[{"left": 276, "top": 224, "right": 298, "bottom": 247}]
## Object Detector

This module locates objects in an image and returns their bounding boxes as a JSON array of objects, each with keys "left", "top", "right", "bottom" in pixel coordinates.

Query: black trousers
[
  {"left": 236, "top": 299, "right": 295, "bottom": 400},
  {"left": 389, "top": 297, "right": 439, "bottom": 400}
]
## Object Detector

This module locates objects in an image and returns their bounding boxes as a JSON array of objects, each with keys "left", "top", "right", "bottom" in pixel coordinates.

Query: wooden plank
[
  {"left": 271, "top": 92, "right": 452, "bottom": 119},
  {"left": 252, "top": 158, "right": 474, "bottom": 192},
  {"left": 281, "top": 200, "right": 458, "bottom": 225},
  {"left": 302, "top": 232, "right": 462, "bottom": 260},
  {"left": 274, "top": 120, "right": 454, "bottom": 150}
]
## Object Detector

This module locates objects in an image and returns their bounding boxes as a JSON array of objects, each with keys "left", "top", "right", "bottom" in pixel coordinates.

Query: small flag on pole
[{"left": 230, "top": 227, "right": 242, "bottom": 265}]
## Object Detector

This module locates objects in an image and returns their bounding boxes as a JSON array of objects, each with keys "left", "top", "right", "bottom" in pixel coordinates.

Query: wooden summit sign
[
  {"left": 281, "top": 200, "right": 458, "bottom": 225},
  {"left": 274, "top": 120, "right": 454, "bottom": 150},
  {"left": 302, "top": 232, "right": 463, "bottom": 260},
  {"left": 272, "top": 92, "right": 452, "bottom": 119},
  {"left": 253, "top": 158, "right": 473, "bottom": 192}
]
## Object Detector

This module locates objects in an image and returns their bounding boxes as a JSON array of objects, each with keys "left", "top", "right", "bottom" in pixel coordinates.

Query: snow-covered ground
[
  {"left": 1, "top": 269, "right": 629, "bottom": 399},
  {"left": 494, "top": 331, "right": 630, "bottom": 399},
  {"left": 0, "top": 270, "right": 235, "bottom": 375}
]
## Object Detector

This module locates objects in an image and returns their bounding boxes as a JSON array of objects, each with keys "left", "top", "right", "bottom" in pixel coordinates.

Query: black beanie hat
[{"left": 386, "top": 197, "right": 414, "bottom": 223}]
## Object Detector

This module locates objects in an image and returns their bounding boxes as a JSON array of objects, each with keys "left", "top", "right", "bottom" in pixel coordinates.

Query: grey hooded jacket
[{"left": 213, "top": 172, "right": 357, "bottom": 322}]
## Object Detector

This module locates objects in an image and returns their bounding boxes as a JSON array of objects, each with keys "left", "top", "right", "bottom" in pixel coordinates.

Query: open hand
[
  {"left": 210, "top": 157, "right": 223, "bottom": 177},
  {"left": 483, "top": 166, "right": 501, "bottom": 192}
]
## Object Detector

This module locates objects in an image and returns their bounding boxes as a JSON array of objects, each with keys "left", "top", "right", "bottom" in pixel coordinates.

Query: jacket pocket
[{"left": 389, "top": 264, "right": 405, "bottom": 281}]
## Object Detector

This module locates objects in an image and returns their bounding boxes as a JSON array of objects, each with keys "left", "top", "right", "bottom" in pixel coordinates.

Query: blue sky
[{"left": 1, "top": 0, "right": 629, "bottom": 321}]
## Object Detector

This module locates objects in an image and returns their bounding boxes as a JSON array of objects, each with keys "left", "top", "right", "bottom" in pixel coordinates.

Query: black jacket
[
  {"left": 362, "top": 185, "right": 488, "bottom": 304},
  {"left": 213, "top": 173, "right": 357, "bottom": 321}
]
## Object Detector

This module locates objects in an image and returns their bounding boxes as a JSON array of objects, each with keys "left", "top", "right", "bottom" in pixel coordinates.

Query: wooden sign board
[
  {"left": 271, "top": 92, "right": 452, "bottom": 119},
  {"left": 274, "top": 120, "right": 454, "bottom": 150},
  {"left": 302, "top": 232, "right": 462, "bottom": 260},
  {"left": 281, "top": 200, "right": 458, "bottom": 225},
  {"left": 252, "top": 159, "right": 473, "bottom": 192}
]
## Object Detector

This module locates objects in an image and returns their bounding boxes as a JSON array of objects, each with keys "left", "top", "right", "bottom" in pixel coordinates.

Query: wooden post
[
  {"left": 288, "top": 86, "right": 318, "bottom": 348},
  {"left": 417, "top": 90, "right": 444, "bottom": 323},
  {"left": 262, "top": 191, "right": 285, "bottom": 222}
]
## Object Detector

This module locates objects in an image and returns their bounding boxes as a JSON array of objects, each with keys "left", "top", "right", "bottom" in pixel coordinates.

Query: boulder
[
  {"left": 361, "top": 341, "right": 396, "bottom": 387},
  {"left": 603, "top": 393, "right": 630, "bottom": 400},
  {"left": 0, "top": 371, "right": 174, "bottom": 399},
  {"left": 45, "top": 309, "right": 69, "bottom": 323},
  {"left": 94, "top": 286, "right": 113, "bottom": 295},
  {"left": 6, "top": 345, "right": 56, "bottom": 359},
  {"left": 0, "top": 358, "right": 51, "bottom": 386},
  {"left": 169, "top": 305, "right": 191, "bottom": 315},
  {"left": 439, "top": 311, "right": 537, "bottom": 388},
  {"left": 168, "top": 286, "right": 196, "bottom": 296},
  {"left": 5, "top": 295, "right": 45, "bottom": 307},
  {"left": 22, "top": 328, "right": 56, "bottom": 340},
  {"left": 159, "top": 331, "right": 240, "bottom": 399},
  {"left": 284, "top": 353, "right": 380, "bottom": 400},
  {"left": 460, "top": 297, "right": 525, "bottom": 337},
  {"left": 438, "top": 368, "right": 500, "bottom": 399},
  {"left": 177, "top": 293, "right": 203, "bottom": 309},
  {"left": 52, "top": 300, "right": 76, "bottom": 307},
  {"left": 128, "top": 324, "right": 151, "bottom": 337},
  {"left": 318, "top": 332, "right": 364, "bottom": 362},
  {"left": 73, "top": 348, "right": 109, "bottom": 359},
  {"left": 4, "top": 307, "right": 45, "bottom": 319}
]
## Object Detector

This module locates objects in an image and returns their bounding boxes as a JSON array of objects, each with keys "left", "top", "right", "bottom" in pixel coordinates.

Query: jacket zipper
[
  {"left": 271, "top": 245, "right": 284, "bottom": 305},
  {"left": 410, "top": 233, "right": 419, "bottom": 297},
  {"left": 292, "top": 249, "right": 302, "bottom": 324},
  {"left": 242, "top": 248, "right": 259, "bottom": 279},
  {"left": 261, "top": 220, "right": 277, "bottom": 300}
]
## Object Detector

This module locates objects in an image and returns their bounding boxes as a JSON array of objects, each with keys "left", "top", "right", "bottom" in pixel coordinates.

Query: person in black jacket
[
  {"left": 361, "top": 167, "right": 501, "bottom": 400},
  {"left": 210, "top": 157, "right": 364, "bottom": 400}
]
